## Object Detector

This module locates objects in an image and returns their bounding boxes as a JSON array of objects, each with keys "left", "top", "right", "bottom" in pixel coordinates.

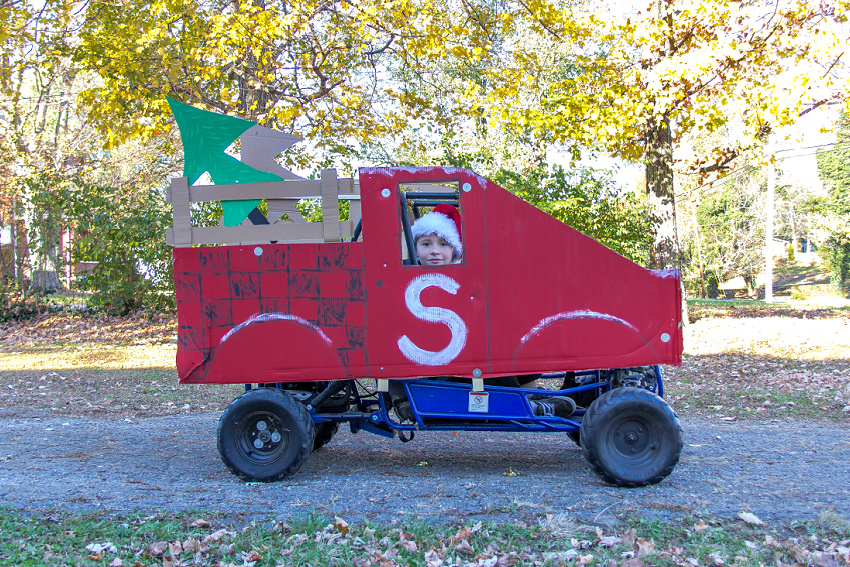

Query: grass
[{"left": 2, "top": 508, "right": 848, "bottom": 567}]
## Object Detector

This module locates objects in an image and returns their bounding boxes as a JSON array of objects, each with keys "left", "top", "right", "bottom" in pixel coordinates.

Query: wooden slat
[
  {"left": 402, "top": 183, "right": 459, "bottom": 193},
  {"left": 186, "top": 179, "right": 321, "bottom": 202},
  {"left": 347, "top": 178, "right": 362, "bottom": 228},
  {"left": 171, "top": 177, "right": 192, "bottom": 247},
  {"left": 166, "top": 221, "right": 355, "bottom": 246},
  {"left": 181, "top": 179, "right": 360, "bottom": 203},
  {"left": 321, "top": 169, "right": 340, "bottom": 243}
]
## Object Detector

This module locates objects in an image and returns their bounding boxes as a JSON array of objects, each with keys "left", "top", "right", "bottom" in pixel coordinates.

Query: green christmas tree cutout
[{"left": 167, "top": 97, "right": 283, "bottom": 226}]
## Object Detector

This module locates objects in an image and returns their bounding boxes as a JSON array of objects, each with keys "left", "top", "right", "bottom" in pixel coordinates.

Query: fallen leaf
[
  {"left": 334, "top": 516, "right": 350, "bottom": 534},
  {"left": 204, "top": 529, "right": 231, "bottom": 543},
  {"left": 424, "top": 549, "right": 445, "bottom": 567},
  {"left": 637, "top": 538, "right": 656, "bottom": 557},
  {"left": 452, "top": 527, "right": 473, "bottom": 542},
  {"left": 694, "top": 520, "right": 708, "bottom": 532},
  {"left": 596, "top": 527, "right": 620, "bottom": 547},
  {"left": 738, "top": 512, "right": 765, "bottom": 526},
  {"left": 455, "top": 539, "right": 475, "bottom": 556},
  {"left": 190, "top": 519, "right": 210, "bottom": 528},
  {"left": 168, "top": 542, "right": 183, "bottom": 557}
]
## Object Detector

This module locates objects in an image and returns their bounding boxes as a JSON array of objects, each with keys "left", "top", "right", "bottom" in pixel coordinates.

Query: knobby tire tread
[
  {"left": 580, "top": 387, "right": 682, "bottom": 488},
  {"left": 313, "top": 422, "right": 339, "bottom": 451},
  {"left": 217, "top": 389, "right": 315, "bottom": 482}
]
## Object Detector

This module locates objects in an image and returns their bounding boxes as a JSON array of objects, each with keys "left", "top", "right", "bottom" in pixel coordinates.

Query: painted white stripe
[
  {"left": 520, "top": 310, "right": 639, "bottom": 344},
  {"left": 220, "top": 313, "right": 332, "bottom": 346}
]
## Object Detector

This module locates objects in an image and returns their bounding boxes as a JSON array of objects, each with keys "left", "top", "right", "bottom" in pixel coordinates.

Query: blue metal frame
[{"left": 294, "top": 366, "right": 664, "bottom": 438}]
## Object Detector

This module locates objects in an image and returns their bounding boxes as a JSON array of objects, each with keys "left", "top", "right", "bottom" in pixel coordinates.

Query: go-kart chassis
[{"left": 275, "top": 367, "right": 664, "bottom": 436}]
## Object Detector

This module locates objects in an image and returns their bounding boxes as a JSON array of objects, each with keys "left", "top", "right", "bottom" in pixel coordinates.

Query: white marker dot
[
  {"left": 661, "top": 333, "right": 671, "bottom": 343},
  {"left": 381, "top": 188, "right": 391, "bottom": 197},
  {"left": 462, "top": 183, "right": 471, "bottom": 192},
  {"left": 253, "top": 247, "right": 263, "bottom": 256}
]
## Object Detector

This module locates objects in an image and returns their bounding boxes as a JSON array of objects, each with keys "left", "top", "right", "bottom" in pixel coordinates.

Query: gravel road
[{"left": 2, "top": 412, "right": 847, "bottom": 525}]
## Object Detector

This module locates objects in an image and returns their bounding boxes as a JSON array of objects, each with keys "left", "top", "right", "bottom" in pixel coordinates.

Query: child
[{"left": 411, "top": 204, "right": 462, "bottom": 265}]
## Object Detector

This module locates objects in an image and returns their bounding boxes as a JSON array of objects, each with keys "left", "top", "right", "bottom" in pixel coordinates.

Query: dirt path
[{"left": 2, "top": 412, "right": 847, "bottom": 525}]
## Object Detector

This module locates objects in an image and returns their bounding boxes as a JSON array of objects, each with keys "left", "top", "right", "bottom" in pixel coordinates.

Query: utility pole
[{"left": 764, "top": 137, "right": 775, "bottom": 303}]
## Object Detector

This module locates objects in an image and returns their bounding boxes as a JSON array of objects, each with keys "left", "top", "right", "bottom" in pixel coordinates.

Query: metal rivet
[
  {"left": 661, "top": 333, "right": 671, "bottom": 343},
  {"left": 472, "top": 368, "right": 482, "bottom": 377},
  {"left": 381, "top": 188, "right": 391, "bottom": 197},
  {"left": 462, "top": 183, "right": 471, "bottom": 192},
  {"left": 253, "top": 246, "right": 263, "bottom": 256}
]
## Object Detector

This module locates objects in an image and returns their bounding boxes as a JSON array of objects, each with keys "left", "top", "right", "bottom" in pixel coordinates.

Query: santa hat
[{"left": 411, "top": 204, "right": 462, "bottom": 259}]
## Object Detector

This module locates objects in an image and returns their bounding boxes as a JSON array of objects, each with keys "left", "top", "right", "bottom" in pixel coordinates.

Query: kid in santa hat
[{"left": 411, "top": 204, "right": 463, "bottom": 265}]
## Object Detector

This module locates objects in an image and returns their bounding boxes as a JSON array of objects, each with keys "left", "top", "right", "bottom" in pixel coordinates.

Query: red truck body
[{"left": 174, "top": 166, "right": 682, "bottom": 384}]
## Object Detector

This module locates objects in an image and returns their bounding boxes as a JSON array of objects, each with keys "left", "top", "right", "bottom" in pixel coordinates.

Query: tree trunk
[{"left": 645, "top": 116, "right": 680, "bottom": 270}]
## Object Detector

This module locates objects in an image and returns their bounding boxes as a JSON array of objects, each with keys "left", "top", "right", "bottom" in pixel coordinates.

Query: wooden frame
[{"left": 165, "top": 168, "right": 360, "bottom": 247}]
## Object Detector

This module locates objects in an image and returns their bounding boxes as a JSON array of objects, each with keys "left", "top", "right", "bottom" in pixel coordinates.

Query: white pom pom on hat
[{"left": 411, "top": 204, "right": 462, "bottom": 259}]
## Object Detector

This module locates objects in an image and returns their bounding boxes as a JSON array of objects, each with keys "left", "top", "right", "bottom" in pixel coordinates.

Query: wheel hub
[
  {"left": 237, "top": 413, "right": 287, "bottom": 461},
  {"left": 613, "top": 419, "right": 652, "bottom": 456}
]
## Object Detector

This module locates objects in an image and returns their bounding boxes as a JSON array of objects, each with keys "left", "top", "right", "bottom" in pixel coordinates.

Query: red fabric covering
[{"left": 174, "top": 167, "right": 681, "bottom": 384}]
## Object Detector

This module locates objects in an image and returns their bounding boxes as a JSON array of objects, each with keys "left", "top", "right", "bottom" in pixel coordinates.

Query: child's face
[{"left": 416, "top": 234, "right": 454, "bottom": 265}]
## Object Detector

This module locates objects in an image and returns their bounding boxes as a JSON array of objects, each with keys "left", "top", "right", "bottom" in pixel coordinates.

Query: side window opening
[{"left": 398, "top": 181, "right": 461, "bottom": 265}]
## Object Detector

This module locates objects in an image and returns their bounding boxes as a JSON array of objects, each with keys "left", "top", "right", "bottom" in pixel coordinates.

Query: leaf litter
[
  {"left": 67, "top": 513, "right": 850, "bottom": 567},
  {"left": 1, "top": 306, "right": 848, "bottom": 422}
]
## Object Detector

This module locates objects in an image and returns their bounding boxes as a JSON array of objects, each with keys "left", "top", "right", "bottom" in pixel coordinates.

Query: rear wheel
[
  {"left": 217, "top": 388, "right": 315, "bottom": 482},
  {"left": 580, "top": 387, "right": 682, "bottom": 487},
  {"left": 313, "top": 422, "right": 339, "bottom": 451}
]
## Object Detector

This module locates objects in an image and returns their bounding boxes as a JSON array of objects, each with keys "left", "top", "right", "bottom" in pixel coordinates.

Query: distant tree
[
  {"left": 695, "top": 170, "right": 767, "bottom": 297},
  {"left": 483, "top": 0, "right": 850, "bottom": 270},
  {"left": 492, "top": 166, "right": 651, "bottom": 265},
  {"left": 816, "top": 112, "right": 850, "bottom": 218},
  {"left": 25, "top": 174, "right": 174, "bottom": 314},
  {"left": 815, "top": 111, "right": 850, "bottom": 295}
]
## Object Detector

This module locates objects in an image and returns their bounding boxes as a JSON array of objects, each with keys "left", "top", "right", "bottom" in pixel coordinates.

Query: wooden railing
[{"left": 165, "top": 168, "right": 360, "bottom": 247}]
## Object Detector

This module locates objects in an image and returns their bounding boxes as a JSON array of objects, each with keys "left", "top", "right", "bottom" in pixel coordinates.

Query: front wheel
[
  {"left": 580, "top": 387, "right": 682, "bottom": 487},
  {"left": 217, "top": 388, "right": 315, "bottom": 482}
]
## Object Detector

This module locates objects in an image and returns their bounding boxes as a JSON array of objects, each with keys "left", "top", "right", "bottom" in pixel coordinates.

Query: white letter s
[{"left": 398, "top": 274, "right": 468, "bottom": 366}]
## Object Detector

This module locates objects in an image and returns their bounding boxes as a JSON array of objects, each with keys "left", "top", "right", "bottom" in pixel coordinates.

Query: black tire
[
  {"left": 217, "top": 388, "right": 315, "bottom": 482},
  {"left": 580, "top": 387, "right": 682, "bottom": 487},
  {"left": 568, "top": 431, "right": 582, "bottom": 447},
  {"left": 313, "top": 422, "right": 339, "bottom": 451}
]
